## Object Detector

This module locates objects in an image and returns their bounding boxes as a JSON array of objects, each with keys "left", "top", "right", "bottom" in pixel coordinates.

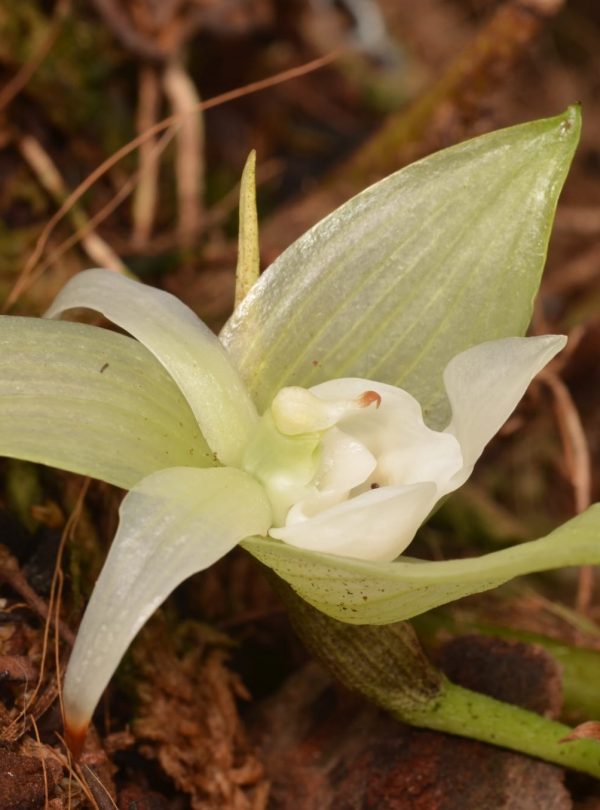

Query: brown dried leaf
[{"left": 561, "top": 722, "right": 600, "bottom": 744}]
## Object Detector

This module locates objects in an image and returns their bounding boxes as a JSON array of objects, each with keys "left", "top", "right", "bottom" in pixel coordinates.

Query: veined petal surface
[
  {"left": 222, "top": 108, "right": 580, "bottom": 429},
  {"left": 63, "top": 466, "right": 272, "bottom": 737},
  {"left": 444, "top": 335, "right": 567, "bottom": 482},
  {"left": 46, "top": 269, "right": 258, "bottom": 465},
  {"left": 244, "top": 503, "right": 600, "bottom": 624},
  {"left": 0, "top": 317, "right": 210, "bottom": 489}
]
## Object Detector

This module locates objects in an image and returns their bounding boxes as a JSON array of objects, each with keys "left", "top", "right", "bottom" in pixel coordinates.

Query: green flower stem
[
  {"left": 274, "top": 577, "right": 600, "bottom": 778},
  {"left": 419, "top": 683, "right": 600, "bottom": 776}
]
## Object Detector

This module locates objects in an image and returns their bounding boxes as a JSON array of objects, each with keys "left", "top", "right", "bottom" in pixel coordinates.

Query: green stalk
[
  {"left": 414, "top": 611, "right": 600, "bottom": 720},
  {"left": 274, "top": 577, "right": 600, "bottom": 778},
  {"left": 418, "top": 682, "right": 600, "bottom": 776}
]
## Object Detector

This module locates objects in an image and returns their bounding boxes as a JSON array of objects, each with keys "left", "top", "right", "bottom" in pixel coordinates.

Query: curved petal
[
  {"left": 270, "top": 482, "right": 437, "bottom": 561},
  {"left": 0, "top": 317, "right": 210, "bottom": 489},
  {"left": 63, "top": 466, "right": 272, "bottom": 747},
  {"left": 444, "top": 335, "right": 566, "bottom": 483},
  {"left": 244, "top": 503, "right": 600, "bottom": 626},
  {"left": 317, "top": 427, "right": 376, "bottom": 493},
  {"left": 45, "top": 269, "right": 258, "bottom": 465},
  {"left": 310, "top": 378, "right": 463, "bottom": 492}
]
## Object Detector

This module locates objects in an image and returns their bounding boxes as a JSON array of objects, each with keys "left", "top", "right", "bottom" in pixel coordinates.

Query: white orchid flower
[{"left": 33, "top": 268, "right": 565, "bottom": 753}]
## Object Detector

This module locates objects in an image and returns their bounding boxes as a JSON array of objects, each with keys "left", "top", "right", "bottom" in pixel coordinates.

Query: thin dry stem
[
  {"left": 539, "top": 369, "right": 594, "bottom": 613},
  {"left": 18, "top": 134, "right": 128, "bottom": 274},
  {"left": 163, "top": 58, "right": 205, "bottom": 248},
  {"left": 131, "top": 64, "right": 162, "bottom": 248},
  {"left": 5, "top": 48, "right": 343, "bottom": 311},
  {"left": 1, "top": 482, "right": 89, "bottom": 745},
  {"left": 31, "top": 128, "right": 176, "bottom": 284}
]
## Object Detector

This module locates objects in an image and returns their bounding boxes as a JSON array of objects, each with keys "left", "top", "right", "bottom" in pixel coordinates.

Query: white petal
[
  {"left": 63, "top": 466, "right": 271, "bottom": 741},
  {"left": 270, "top": 482, "right": 437, "bottom": 561},
  {"left": 317, "top": 427, "right": 376, "bottom": 493},
  {"left": 45, "top": 269, "right": 258, "bottom": 465},
  {"left": 310, "top": 378, "right": 463, "bottom": 493},
  {"left": 444, "top": 335, "right": 567, "bottom": 483}
]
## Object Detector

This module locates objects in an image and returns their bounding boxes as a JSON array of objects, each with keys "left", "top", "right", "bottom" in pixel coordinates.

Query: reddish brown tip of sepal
[{"left": 64, "top": 721, "right": 88, "bottom": 762}]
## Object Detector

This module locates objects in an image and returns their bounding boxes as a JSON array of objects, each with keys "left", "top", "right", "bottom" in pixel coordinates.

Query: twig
[
  {"left": 131, "top": 64, "right": 162, "bottom": 248},
  {"left": 0, "top": 547, "right": 75, "bottom": 646},
  {"left": 5, "top": 48, "right": 343, "bottom": 311},
  {"left": 162, "top": 58, "right": 205, "bottom": 248},
  {"left": 30, "top": 127, "right": 177, "bottom": 283},
  {"left": 89, "top": 0, "right": 167, "bottom": 61},
  {"left": 539, "top": 370, "right": 594, "bottom": 612},
  {"left": 17, "top": 134, "right": 128, "bottom": 275}
]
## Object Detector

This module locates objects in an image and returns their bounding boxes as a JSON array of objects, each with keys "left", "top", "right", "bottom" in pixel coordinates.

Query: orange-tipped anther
[{"left": 358, "top": 390, "right": 382, "bottom": 409}]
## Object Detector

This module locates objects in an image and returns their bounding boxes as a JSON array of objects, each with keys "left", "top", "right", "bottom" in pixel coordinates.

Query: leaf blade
[
  {"left": 0, "top": 317, "right": 212, "bottom": 489},
  {"left": 222, "top": 107, "right": 580, "bottom": 428}
]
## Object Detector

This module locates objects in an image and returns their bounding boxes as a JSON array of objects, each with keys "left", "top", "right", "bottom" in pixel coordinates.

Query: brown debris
[
  {"left": 132, "top": 620, "right": 268, "bottom": 810},
  {"left": 248, "top": 657, "right": 570, "bottom": 810},
  {"left": 436, "top": 634, "right": 564, "bottom": 719},
  {"left": 561, "top": 722, "right": 600, "bottom": 744},
  {"left": 0, "top": 749, "right": 62, "bottom": 810}
]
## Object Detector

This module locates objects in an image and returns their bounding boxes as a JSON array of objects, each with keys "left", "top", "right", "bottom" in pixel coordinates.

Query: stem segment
[{"left": 275, "top": 577, "right": 600, "bottom": 778}]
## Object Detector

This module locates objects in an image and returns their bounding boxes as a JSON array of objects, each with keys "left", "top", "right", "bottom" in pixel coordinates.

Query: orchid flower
[
  {"left": 2, "top": 107, "right": 597, "bottom": 759},
  {"left": 39, "top": 267, "right": 562, "bottom": 747}
]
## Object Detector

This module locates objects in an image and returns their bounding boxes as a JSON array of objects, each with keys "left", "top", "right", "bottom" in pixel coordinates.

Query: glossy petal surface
[
  {"left": 63, "top": 466, "right": 271, "bottom": 733},
  {"left": 222, "top": 108, "right": 580, "bottom": 430},
  {"left": 46, "top": 269, "right": 257, "bottom": 464},
  {"left": 444, "top": 335, "right": 566, "bottom": 481}
]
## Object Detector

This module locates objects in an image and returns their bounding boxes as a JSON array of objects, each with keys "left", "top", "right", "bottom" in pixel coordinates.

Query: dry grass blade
[
  {"left": 17, "top": 133, "right": 128, "bottom": 274},
  {"left": 131, "top": 64, "right": 162, "bottom": 248},
  {"left": 539, "top": 369, "right": 594, "bottom": 613},
  {"left": 4, "top": 48, "right": 343, "bottom": 311},
  {"left": 163, "top": 59, "right": 205, "bottom": 248}
]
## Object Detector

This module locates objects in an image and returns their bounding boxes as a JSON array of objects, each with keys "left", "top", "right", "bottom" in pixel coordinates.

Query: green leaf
[
  {"left": 0, "top": 317, "right": 212, "bottom": 489},
  {"left": 242, "top": 504, "right": 600, "bottom": 625},
  {"left": 235, "top": 150, "right": 260, "bottom": 308},
  {"left": 64, "top": 465, "right": 272, "bottom": 736},
  {"left": 222, "top": 107, "right": 580, "bottom": 428}
]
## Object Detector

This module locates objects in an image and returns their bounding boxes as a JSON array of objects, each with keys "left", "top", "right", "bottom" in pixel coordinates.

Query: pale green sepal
[
  {"left": 222, "top": 107, "right": 580, "bottom": 428},
  {"left": 235, "top": 150, "right": 260, "bottom": 308},
  {"left": 63, "top": 465, "right": 272, "bottom": 732},
  {"left": 0, "top": 317, "right": 211, "bottom": 489},
  {"left": 242, "top": 502, "right": 600, "bottom": 625},
  {"left": 242, "top": 411, "right": 321, "bottom": 526},
  {"left": 45, "top": 269, "right": 258, "bottom": 465}
]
